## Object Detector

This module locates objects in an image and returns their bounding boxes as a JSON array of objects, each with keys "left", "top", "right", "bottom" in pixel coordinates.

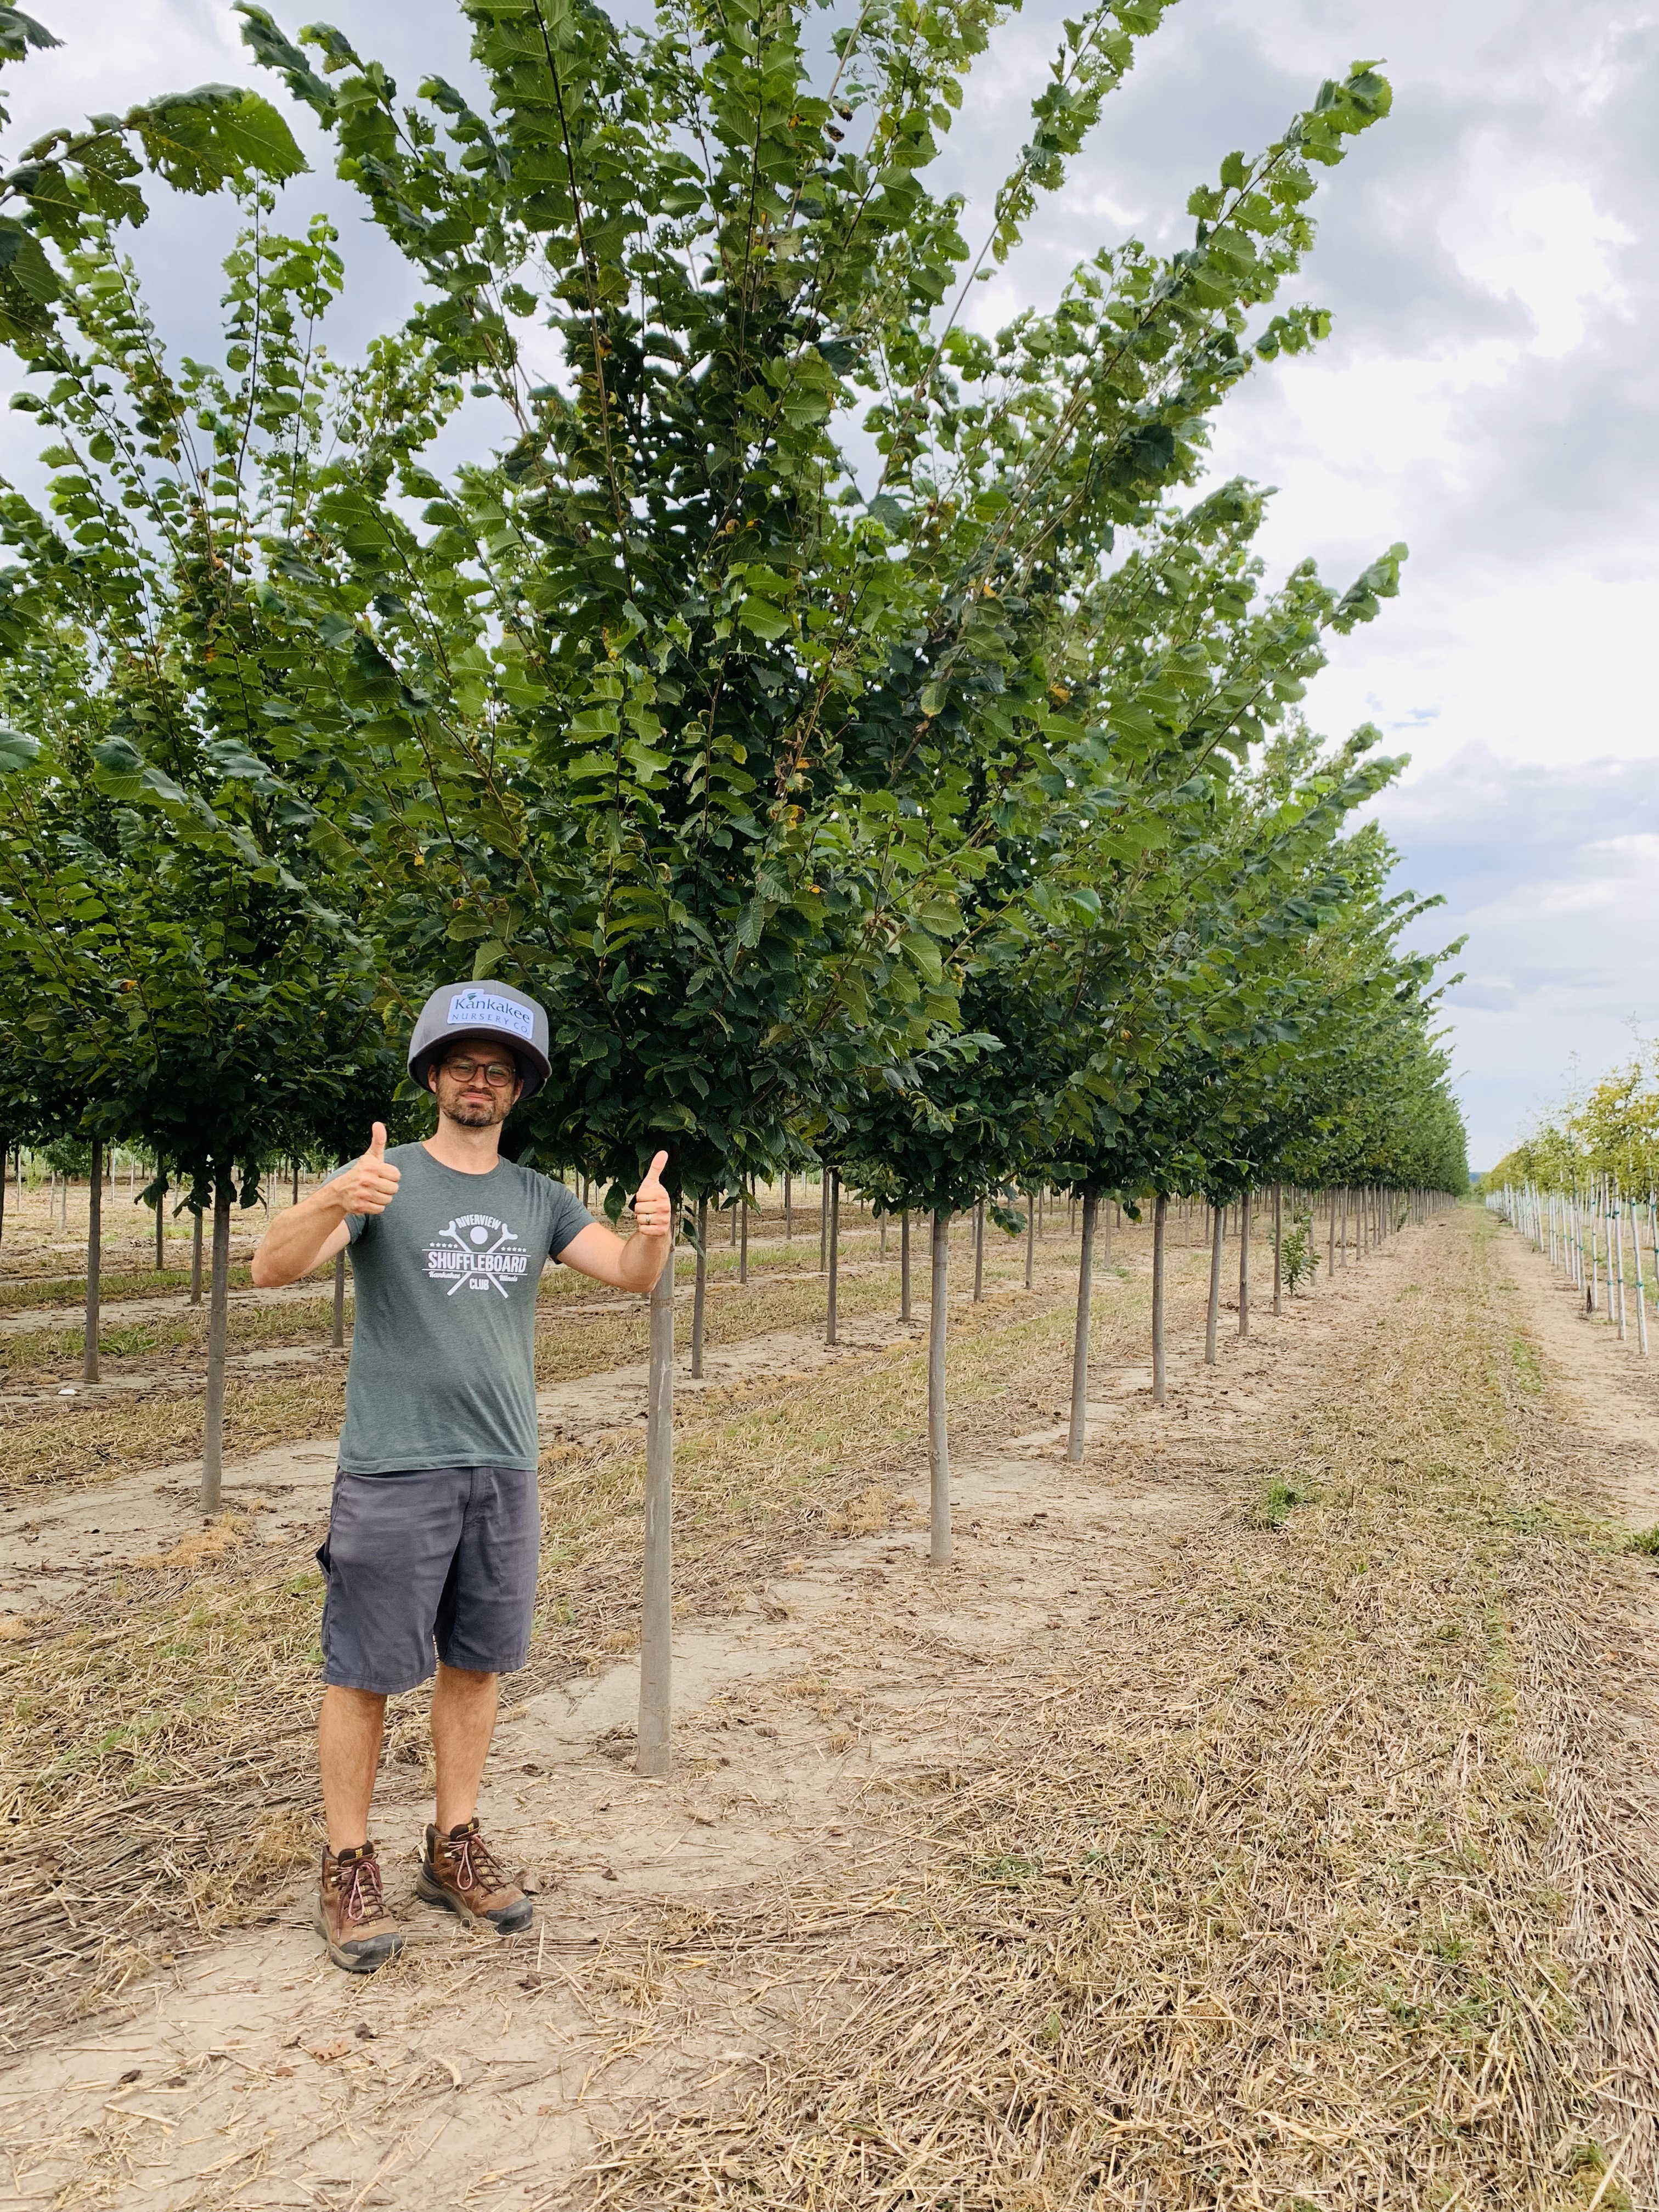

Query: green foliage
[
  {"left": 0, "top": 0, "right": 1463, "bottom": 1221},
  {"left": 1280, "top": 1209, "right": 1319, "bottom": 1293}
]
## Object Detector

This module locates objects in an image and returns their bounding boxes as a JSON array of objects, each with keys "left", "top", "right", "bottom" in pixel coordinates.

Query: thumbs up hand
[
  {"left": 336, "top": 1122, "right": 402, "bottom": 1217},
  {"left": 633, "top": 1150, "right": 672, "bottom": 1241}
]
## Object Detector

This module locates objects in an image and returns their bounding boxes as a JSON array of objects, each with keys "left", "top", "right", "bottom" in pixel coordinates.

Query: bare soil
[{"left": 0, "top": 1209, "right": 1654, "bottom": 2210}]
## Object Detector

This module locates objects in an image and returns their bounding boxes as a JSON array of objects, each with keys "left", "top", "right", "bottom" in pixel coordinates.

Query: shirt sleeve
[{"left": 545, "top": 1177, "right": 596, "bottom": 1261}]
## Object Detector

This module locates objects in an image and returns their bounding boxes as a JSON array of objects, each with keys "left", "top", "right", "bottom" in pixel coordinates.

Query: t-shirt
[{"left": 332, "top": 1145, "right": 594, "bottom": 1475}]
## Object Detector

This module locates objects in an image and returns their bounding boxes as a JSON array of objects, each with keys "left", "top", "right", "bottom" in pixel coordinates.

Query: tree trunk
[
  {"left": 200, "top": 1180, "right": 233, "bottom": 1512},
  {"left": 82, "top": 1137, "right": 103, "bottom": 1384},
  {"left": 1327, "top": 1192, "right": 1335, "bottom": 1282},
  {"left": 0, "top": 1139, "right": 6, "bottom": 1246},
  {"left": 1024, "top": 1191, "right": 1035, "bottom": 1289},
  {"left": 1066, "top": 1192, "right": 1099, "bottom": 1462},
  {"left": 784, "top": 1171, "right": 791, "bottom": 1240},
  {"left": 826, "top": 1171, "right": 840, "bottom": 1346},
  {"left": 973, "top": 1198, "right": 985, "bottom": 1300},
  {"left": 738, "top": 1192, "right": 748, "bottom": 1284},
  {"left": 1103, "top": 1200, "right": 1115, "bottom": 1266},
  {"left": 1152, "top": 1195, "right": 1168, "bottom": 1406},
  {"left": 691, "top": 1195, "right": 708, "bottom": 1379},
  {"left": 332, "top": 1250, "right": 347, "bottom": 1348},
  {"left": 1238, "top": 1191, "right": 1251, "bottom": 1339},
  {"left": 155, "top": 1175, "right": 166, "bottom": 1272},
  {"left": 637, "top": 1247, "right": 676, "bottom": 1778},
  {"left": 1272, "top": 1183, "right": 1283, "bottom": 1316},
  {"left": 191, "top": 1205, "right": 204, "bottom": 1306},
  {"left": 1205, "top": 1203, "right": 1223, "bottom": 1364},
  {"left": 928, "top": 1210, "right": 951, "bottom": 1566},
  {"left": 291, "top": 1157, "right": 300, "bottom": 1207},
  {"left": 901, "top": 1210, "right": 912, "bottom": 1322},
  {"left": 819, "top": 1172, "right": 829, "bottom": 1272}
]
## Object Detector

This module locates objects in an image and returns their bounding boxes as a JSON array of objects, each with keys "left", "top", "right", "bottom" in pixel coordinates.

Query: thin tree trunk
[
  {"left": 191, "top": 1205, "right": 204, "bottom": 1306},
  {"left": 1103, "top": 1200, "right": 1114, "bottom": 1266},
  {"left": 879, "top": 1211, "right": 888, "bottom": 1257},
  {"left": 826, "top": 1171, "right": 840, "bottom": 1345},
  {"left": 1205, "top": 1203, "right": 1223, "bottom": 1364},
  {"left": 637, "top": 1247, "right": 675, "bottom": 1778},
  {"left": 1272, "top": 1183, "right": 1283, "bottom": 1316},
  {"left": 973, "top": 1198, "right": 985, "bottom": 1300},
  {"left": 783, "top": 1171, "right": 792, "bottom": 1240},
  {"left": 200, "top": 1180, "right": 233, "bottom": 1512},
  {"left": 155, "top": 1175, "right": 166, "bottom": 1271},
  {"left": 928, "top": 1210, "right": 950, "bottom": 1566},
  {"left": 691, "top": 1196, "right": 708, "bottom": 1379},
  {"left": 291, "top": 1157, "right": 300, "bottom": 1207},
  {"left": 0, "top": 1138, "right": 6, "bottom": 1246},
  {"left": 1238, "top": 1190, "right": 1251, "bottom": 1339},
  {"left": 1066, "top": 1192, "right": 1098, "bottom": 1463},
  {"left": 901, "top": 1210, "right": 912, "bottom": 1322},
  {"left": 1327, "top": 1192, "right": 1335, "bottom": 1282},
  {"left": 82, "top": 1138, "right": 103, "bottom": 1384},
  {"left": 729, "top": 1199, "right": 737, "bottom": 1248},
  {"left": 819, "top": 1171, "right": 829, "bottom": 1271},
  {"left": 1024, "top": 1191, "right": 1035, "bottom": 1289},
  {"left": 332, "top": 1250, "right": 347, "bottom": 1348},
  {"left": 1152, "top": 1195, "right": 1167, "bottom": 1406},
  {"left": 738, "top": 1192, "right": 748, "bottom": 1284}
]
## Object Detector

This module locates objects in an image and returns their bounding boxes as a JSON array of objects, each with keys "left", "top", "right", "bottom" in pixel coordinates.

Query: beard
[{"left": 441, "top": 1094, "right": 504, "bottom": 1128}]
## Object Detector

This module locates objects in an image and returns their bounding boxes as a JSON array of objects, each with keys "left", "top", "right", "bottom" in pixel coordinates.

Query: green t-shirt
[{"left": 334, "top": 1145, "right": 594, "bottom": 1475}]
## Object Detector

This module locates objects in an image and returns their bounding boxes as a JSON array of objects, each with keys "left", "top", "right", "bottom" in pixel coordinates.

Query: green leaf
[{"left": 0, "top": 724, "right": 40, "bottom": 772}]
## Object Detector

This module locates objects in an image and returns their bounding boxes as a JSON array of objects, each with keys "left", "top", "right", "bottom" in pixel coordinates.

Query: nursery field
[{"left": 2, "top": 1200, "right": 1657, "bottom": 2210}]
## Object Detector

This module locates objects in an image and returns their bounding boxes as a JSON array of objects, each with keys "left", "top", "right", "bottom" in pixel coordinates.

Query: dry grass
[
  {"left": 0, "top": 1368, "right": 351, "bottom": 1497},
  {"left": 540, "top": 1212, "right": 1656, "bottom": 2211},
  {"left": 0, "top": 1252, "right": 1116, "bottom": 2050}
]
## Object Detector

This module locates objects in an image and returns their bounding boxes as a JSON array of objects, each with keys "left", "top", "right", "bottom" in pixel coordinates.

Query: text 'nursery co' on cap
[{"left": 407, "top": 981, "right": 552, "bottom": 1101}]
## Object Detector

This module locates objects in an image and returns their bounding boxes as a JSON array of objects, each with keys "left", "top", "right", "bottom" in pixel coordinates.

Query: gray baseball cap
[{"left": 408, "top": 980, "right": 552, "bottom": 1102}]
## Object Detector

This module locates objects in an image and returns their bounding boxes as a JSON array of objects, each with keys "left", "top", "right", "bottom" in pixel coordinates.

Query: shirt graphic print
[
  {"left": 330, "top": 1146, "right": 594, "bottom": 1475},
  {"left": 426, "top": 1214, "right": 532, "bottom": 1297}
]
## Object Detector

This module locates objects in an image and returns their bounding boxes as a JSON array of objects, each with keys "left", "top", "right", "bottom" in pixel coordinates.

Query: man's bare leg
[
  {"left": 318, "top": 1685, "right": 388, "bottom": 1849},
  {"left": 431, "top": 1662, "right": 500, "bottom": 1831}
]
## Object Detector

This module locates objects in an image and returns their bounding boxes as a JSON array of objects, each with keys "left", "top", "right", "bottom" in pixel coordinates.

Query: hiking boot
[
  {"left": 416, "top": 1818, "right": 533, "bottom": 1934},
  {"left": 315, "top": 1842, "right": 404, "bottom": 1974}
]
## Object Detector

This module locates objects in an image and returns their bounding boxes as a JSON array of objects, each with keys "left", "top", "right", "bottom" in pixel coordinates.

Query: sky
[{"left": 3, "top": 0, "right": 1655, "bottom": 1168}]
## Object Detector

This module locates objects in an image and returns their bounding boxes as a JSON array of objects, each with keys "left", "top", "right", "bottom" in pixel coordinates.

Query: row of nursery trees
[
  {"left": 0, "top": 0, "right": 1465, "bottom": 1771},
  {"left": 1486, "top": 1045, "right": 1659, "bottom": 1353}
]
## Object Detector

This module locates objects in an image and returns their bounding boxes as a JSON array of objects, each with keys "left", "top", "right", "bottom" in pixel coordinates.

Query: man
[{"left": 251, "top": 980, "right": 673, "bottom": 1972}]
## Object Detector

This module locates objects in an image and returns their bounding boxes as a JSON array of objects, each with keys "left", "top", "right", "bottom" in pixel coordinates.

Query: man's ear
[{"left": 427, "top": 1064, "right": 440, "bottom": 1096}]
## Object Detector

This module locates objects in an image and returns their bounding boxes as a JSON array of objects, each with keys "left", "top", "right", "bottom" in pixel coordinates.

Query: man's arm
[
  {"left": 250, "top": 1124, "right": 401, "bottom": 1288},
  {"left": 557, "top": 1150, "right": 674, "bottom": 1294}
]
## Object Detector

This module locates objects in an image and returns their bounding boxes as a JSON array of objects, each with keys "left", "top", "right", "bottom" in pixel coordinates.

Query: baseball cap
[{"left": 407, "top": 980, "right": 552, "bottom": 1101}]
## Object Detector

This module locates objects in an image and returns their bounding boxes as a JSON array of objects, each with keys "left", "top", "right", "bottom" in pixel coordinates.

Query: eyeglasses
[{"left": 441, "top": 1055, "right": 519, "bottom": 1088}]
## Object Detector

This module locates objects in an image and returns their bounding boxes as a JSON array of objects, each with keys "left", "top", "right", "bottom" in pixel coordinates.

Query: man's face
[{"left": 430, "top": 1040, "right": 523, "bottom": 1129}]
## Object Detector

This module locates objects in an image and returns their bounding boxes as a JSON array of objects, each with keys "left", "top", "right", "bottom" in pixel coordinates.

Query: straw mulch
[
  {"left": 549, "top": 1218, "right": 1657, "bottom": 2210},
  {"left": 0, "top": 1243, "right": 1141, "bottom": 2054}
]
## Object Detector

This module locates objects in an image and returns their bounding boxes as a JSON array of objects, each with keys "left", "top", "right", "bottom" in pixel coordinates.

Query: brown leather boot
[
  {"left": 315, "top": 1842, "right": 404, "bottom": 1973},
  {"left": 416, "top": 1818, "right": 533, "bottom": 1933}
]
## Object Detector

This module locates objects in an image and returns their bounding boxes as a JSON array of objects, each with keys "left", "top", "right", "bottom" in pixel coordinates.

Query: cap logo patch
[{"left": 447, "top": 988, "right": 534, "bottom": 1041}]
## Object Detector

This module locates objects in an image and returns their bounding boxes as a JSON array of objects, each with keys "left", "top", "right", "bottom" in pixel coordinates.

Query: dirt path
[{"left": 4, "top": 1208, "right": 1655, "bottom": 2210}]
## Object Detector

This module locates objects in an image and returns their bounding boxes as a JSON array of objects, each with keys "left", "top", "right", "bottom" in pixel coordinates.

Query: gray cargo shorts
[{"left": 318, "top": 1465, "right": 540, "bottom": 1695}]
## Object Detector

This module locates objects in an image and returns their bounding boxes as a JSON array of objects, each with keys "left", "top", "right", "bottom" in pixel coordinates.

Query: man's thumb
[
  {"left": 369, "top": 1122, "right": 387, "bottom": 1159},
  {"left": 646, "top": 1149, "right": 669, "bottom": 1183}
]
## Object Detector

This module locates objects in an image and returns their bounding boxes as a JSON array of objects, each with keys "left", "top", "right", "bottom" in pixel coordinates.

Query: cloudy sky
[{"left": 4, "top": 0, "right": 1655, "bottom": 1167}]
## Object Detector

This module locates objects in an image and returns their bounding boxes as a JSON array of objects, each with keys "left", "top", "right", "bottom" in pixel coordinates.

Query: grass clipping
[{"left": 560, "top": 1221, "right": 1654, "bottom": 2211}]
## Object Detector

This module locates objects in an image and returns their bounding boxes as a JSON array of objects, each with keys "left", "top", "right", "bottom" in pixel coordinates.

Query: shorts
[{"left": 317, "top": 1465, "right": 540, "bottom": 1694}]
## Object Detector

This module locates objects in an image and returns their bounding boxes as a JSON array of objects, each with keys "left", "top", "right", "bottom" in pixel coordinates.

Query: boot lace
[
  {"left": 445, "top": 1824, "right": 510, "bottom": 1896},
  {"left": 334, "top": 1848, "right": 385, "bottom": 1926}
]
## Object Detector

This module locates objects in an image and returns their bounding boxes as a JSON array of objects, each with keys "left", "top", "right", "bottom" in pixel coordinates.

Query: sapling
[{"left": 1281, "top": 1211, "right": 1321, "bottom": 1295}]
